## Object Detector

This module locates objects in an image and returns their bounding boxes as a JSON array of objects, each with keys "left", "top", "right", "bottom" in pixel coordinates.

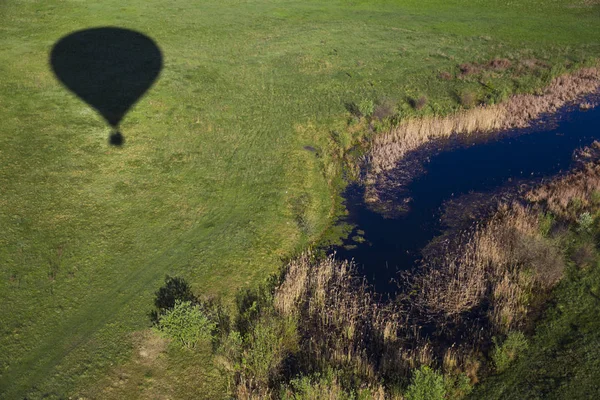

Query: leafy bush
[
  {"left": 444, "top": 373, "right": 473, "bottom": 399},
  {"left": 577, "top": 212, "right": 594, "bottom": 233},
  {"left": 358, "top": 99, "right": 374, "bottom": 118},
  {"left": 156, "top": 300, "right": 216, "bottom": 349},
  {"left": 405, "top": 366, "right": 446, "bottom": 400},
  {"left": 492, "top": 331, "right": 529, "bottom": 373}
]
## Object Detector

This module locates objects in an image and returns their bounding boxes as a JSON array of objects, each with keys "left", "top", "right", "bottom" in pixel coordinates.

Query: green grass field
[
  {"left": 1, "top": 0, "right": 599, "bottom": 398},
  {"left": 472, "top": 231, "right": 600, "bottom": 399}
]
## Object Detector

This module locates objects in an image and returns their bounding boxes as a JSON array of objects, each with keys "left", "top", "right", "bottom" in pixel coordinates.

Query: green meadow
[{"left": 1, "top": 0, "right": 599, "bottom": 398}]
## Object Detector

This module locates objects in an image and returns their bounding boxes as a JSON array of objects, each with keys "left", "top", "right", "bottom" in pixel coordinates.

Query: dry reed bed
[
  {"left": 231, "top": 139, "right": 600, "bottom": 397},
  {"left": 366, "top": 68, "right": 600, "bottom": 182},
  {"left": 241, "top": 157, "right": 600, "bottom": 397},
  {"left": 416, "top": 202, "right": 563, "bottom": 333},
  {"left": 275, "top": 253, "right": 398, "bottom": 382},
  {"left": 527, "top": 146, "right": 600, "bottom": 220}
]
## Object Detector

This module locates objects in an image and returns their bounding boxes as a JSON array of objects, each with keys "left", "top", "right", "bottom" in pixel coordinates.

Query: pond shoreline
[
  {"left": 365, "top": 66, "right": 600, "bottom": 205},
  {"left": 332, "top": 90, "right": 600, "bottom": 294}
]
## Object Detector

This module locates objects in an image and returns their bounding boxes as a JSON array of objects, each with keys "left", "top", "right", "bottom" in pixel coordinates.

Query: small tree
[
  {"left": 151, "top": 275, "right": 197, "bottom": 323},
  {"left": 405, "top": 366, "right": 446, "bottom": 400}
]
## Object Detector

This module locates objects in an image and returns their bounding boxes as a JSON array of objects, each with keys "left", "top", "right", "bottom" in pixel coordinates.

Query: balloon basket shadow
[{"left": 109, "top": 131, "right": 124, "bottom": 146}]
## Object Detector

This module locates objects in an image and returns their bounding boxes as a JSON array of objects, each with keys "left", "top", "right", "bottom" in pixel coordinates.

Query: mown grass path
[{"left": 1, "top": 0, "right": 599, "bottom": 397}]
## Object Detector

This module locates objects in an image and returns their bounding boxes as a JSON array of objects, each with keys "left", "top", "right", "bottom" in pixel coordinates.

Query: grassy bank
[{"left": 1, "top": 0, "right": 600, "bottom": 398}]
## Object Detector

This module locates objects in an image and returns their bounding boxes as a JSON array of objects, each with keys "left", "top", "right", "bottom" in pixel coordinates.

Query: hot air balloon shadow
[{"left": 50, "top": 27, "right": 163, "bottom": 145}]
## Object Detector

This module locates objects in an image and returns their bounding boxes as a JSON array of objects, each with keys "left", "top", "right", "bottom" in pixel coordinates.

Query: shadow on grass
[{"left": 50, "top": 27, "right": 163, "bottom": 145}]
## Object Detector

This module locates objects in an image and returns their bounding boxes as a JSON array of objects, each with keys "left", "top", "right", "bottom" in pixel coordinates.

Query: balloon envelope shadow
[{"left": 50, "top": 27, "right": 163, "bottom": 145}]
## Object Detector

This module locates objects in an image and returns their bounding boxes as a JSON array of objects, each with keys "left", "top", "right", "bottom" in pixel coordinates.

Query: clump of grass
[
  {"left": 487, "top": 58, "right": 512, "bottom": 71},
  {"left": 438, "top": 71, "right": 453, "bottom": 80},
  {"left": 274, "top": 253, "right": 399, "bottom": 382},
  {"left": 372, "top": 98, "right": 397, "bottom": 121},
  {"left": 538, "top": 212, "right": 555, "bottom": 237},
  {"left": 416, "top": 202, "right": 564, "bottom": 333},
  {"left": 280, "top": 371, "right": 361, "bottom": 400},
  {"left": 459, "top": 90, "right": 477, "bottom": 108},
  {"left": 527, "top": 152, "right": 600, "bottom": 221},
  {"left": 459, "top": 63, "right": 480, "bottom": 76},
  {"left": 359, "top": 99, "right": 375, "bottom": 118},
  {"left": 409, "top": 95, "right": 428, "bottom": 111}
]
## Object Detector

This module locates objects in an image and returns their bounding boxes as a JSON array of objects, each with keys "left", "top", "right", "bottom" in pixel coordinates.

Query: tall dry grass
[
  {"left": 275, "top": 253, "right": 401, "bottom": 383},
  {"left": 415, "top": 202, "right": 563, "bottom": 334},
  {"left": 263, "top": 197, "right": 567, "bottom": 394},
  {"left": 367, "top": 106, "right": 507, "bottom": 176},
  {"left": 527, "top": 147, "right": 600, "bottom": 220},
  {"left": 232, "top": 155, "right": 600, "bottom": 398},
  {"left": 366, "top": 67, "right": 600, "bottom": 184}
]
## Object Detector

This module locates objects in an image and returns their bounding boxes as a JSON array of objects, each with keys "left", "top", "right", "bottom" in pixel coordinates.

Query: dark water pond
[{"left": 333, "top": 99, "right": 600, "bottom": 295}]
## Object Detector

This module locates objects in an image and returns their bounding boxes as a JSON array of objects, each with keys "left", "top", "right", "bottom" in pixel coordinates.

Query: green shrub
[
  {"left": 405, "top": 366, "right": 446, "bottom": 400},
  {"left": 570, "top": 197, "right": 583, "bottom": 212},
  {"left": 156, "top": 300, "right": 216, "bottom": 349},
  {"left": 218, "top": 330, "right": 245, "bottom": 381},
  {"left": 197, "top": 296, "right": 231, "bottom": 346},
  {"left": 577, "top": 212, "right": 594, "bottom": 233},
  {"left": 492, "top": 331, "right": 529, "bottom": 373},
  {"left": 235, "top": 277, "right": 277, "bottom": 336},
  {"left": 444, "top": 373, "right": 473, "bottom": 399},
  {"left": 591, "top": 190, "right": 600, "bottom": 205},
  {"left": 358, "top": 99, "right": 374, "bottom": 118}
]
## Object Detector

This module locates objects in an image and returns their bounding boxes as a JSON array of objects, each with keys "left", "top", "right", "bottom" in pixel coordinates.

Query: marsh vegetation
[
  {"left": 2, "top": 0, "right": 600, "bottom": 398},
  {"left": 147, "top": 140, "right": 600, "bottom": 399}
]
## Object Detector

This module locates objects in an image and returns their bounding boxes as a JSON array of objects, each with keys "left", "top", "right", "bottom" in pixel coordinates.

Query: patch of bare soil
[{"left": 458, "top": 58, "right": 512, "bottom": 77}]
